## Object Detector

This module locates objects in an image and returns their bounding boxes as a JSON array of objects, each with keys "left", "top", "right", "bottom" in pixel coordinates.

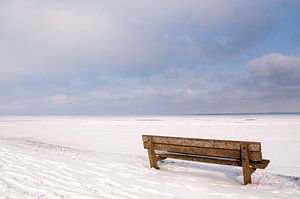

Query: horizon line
[{"left": 1, "top": 111, "right": 300, "bottom": 117}]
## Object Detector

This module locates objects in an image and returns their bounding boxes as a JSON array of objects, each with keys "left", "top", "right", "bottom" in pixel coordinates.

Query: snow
[{"left": 0, "top": 115, "right": 299, "bottom": 198}]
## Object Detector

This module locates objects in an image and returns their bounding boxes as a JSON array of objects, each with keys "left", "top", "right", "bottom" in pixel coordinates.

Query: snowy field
[{"left": 0, "top": 115, "right": 299, "bottom": 198}]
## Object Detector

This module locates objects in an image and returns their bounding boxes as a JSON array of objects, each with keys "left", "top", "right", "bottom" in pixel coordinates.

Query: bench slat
[
  {"left": 157, "top": 153, "right": 270, "bottom": 169},
  {"left": 143, "top": 135, "right": 261, "bottom": 152},
  {"left": 144, "top": 142, "right": 262, "bottom": 161},
  {"left": 158, "top": 153, "right": 240, "bottom": 166}
]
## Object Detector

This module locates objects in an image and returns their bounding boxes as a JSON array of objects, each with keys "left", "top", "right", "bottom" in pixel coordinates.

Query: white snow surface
[{"left": 0, "top": 115, "right": 299, "bottom": 198}]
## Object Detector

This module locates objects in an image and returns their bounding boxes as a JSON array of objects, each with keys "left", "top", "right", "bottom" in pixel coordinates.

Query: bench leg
[
  {"left": 241, "top": 144, "right": 252, "bottom": 185},
  {"left": 147, "top": 137, "right": 158, "bottom": 169}
]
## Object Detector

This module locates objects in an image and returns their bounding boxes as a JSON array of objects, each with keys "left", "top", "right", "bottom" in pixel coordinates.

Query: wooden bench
[{"left": 142, "top": 135, "right": 270, "bottom": 185}]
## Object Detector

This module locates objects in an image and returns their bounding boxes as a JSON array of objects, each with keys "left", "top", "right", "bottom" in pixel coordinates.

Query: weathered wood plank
[
  {"left": 143, "top": 142, "right": 262, "bottom": 161},
  {"left": 146, "top": 137, "right": 158, "bottom": 169},
  {"left": 142, "top": 135, "right": 261, "bottom": 151},
  {"left": 158, "top": 153, "right": 240, "bottom": 167},
  {"left": 157, "top": 152, "right": 270, "bottom": 169},
  {"left": 251, "top": 159, "right": 270, "bottom": 169},
  {"left": 241, "top": 144, "right": 252, "bottom": 184}
]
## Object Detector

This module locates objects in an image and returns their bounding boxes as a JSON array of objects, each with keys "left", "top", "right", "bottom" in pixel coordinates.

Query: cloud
[
  {"left": 0, "top": 1, "right": 300, "bottom": 114},
  {"left": 1, "top": 53, "right": 300, "bottom": 115},
  {"left": 250, "top": 53, "right": 300, "bottom": 84},
  {"left": 0, "top": 0, "right": 285, "bottom": 79}
]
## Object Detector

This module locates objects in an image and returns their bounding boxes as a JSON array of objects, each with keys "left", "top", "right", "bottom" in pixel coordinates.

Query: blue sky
[{"left": 0, "top": 0, "right": 300, "bottom": 115}]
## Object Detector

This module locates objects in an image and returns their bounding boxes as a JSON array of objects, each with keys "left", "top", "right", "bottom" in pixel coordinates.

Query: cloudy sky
[{"left": 1, "top": 0, "right": 300, "bottom": 115}]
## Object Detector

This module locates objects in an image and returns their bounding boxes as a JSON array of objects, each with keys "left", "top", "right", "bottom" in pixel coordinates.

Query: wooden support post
[
  {"left": 147, "top": 137, "right": 158, "bottom": 169},
  {"left": 241, "top": 144, "right": 252, "bottom": 185}
]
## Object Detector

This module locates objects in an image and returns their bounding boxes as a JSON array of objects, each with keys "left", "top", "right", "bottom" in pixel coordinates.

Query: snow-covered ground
[{"left": 0, "top": 115, "right": 299, "bottom": 198}]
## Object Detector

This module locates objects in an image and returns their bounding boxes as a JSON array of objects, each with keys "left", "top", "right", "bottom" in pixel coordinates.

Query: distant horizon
[{"left": 1, "top": 111, "right": 300, "bottom": 117}]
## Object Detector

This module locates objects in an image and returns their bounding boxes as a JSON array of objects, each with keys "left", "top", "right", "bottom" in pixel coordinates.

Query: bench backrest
[{"left": 142, "top": 135, "right": 262, "bottom": 161}]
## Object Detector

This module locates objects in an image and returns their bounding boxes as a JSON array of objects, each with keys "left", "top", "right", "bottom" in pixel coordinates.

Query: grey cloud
[
  {"left": 0, "top": 67, "right": 299, "bottom": 115},
  {"left": 195, "top": 52, "right": 299, "bottom": 109},
  {"left": 2, "top": 55, "right": 300, "bottom": 115},
  {"left": 250, "top": 53, "right": 300, "bottom": 86},
  {"left": 1, "top": 1, "right": 299, "bottom": 115},
  {"left": 0, "top": 0, "right": 286, "bottom": 79}
]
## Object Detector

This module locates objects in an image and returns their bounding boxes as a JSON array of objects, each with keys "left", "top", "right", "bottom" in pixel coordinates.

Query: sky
[{"left": 0, "top": 0, "right": 300, "bottom": 115}]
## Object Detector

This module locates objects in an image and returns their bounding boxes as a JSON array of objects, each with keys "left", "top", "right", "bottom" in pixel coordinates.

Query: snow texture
[{"left": 0, "top": 115, "right": 299, "bottom": 198}]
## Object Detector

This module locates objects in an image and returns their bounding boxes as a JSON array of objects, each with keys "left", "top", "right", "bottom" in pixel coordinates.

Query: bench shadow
[
  {"left": 160, "top": 159, "right": 242, "bottom": 184},
  {"left": 275, "top": 174, "right": 300, "bottom": 186},
  {"left": 159, "top": 160, "right": 300, "bottom": 185}
]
